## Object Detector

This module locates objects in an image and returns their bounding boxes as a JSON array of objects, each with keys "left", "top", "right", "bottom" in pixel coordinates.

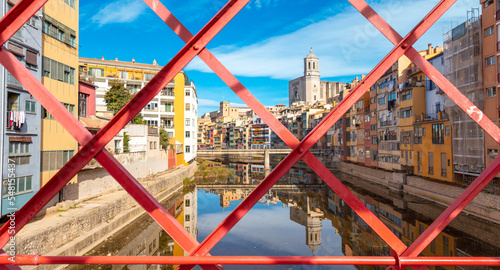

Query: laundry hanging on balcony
[{"left": 8, "top": 110, "right": 25, "bottom": 129}]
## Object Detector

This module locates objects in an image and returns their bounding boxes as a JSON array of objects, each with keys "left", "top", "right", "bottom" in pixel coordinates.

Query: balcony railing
[
  {"left": 161, "top": 124, "right": 174, "bottom": 129},
  {"left": 7, "top": 72, "right": 23, "bottom": 89},
  {"left": 379, "top": 120, "right": 392, "bottom": 127},
  {"left": 161, "top": 90, "right": 175, "bottom": 96}
]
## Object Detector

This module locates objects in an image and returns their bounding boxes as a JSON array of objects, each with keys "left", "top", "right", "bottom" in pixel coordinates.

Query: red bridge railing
[{"left": 0, "top": 0, "right": 499, "bottom": 269}]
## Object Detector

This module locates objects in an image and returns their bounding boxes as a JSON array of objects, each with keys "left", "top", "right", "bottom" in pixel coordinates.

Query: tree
[
  {"left": 160, "top": 129, "right": 173, "bottom": 150},
  {"left": 104, "top": 80, "right": 146, "bottom": 124},
  {"left": 104, "top": 80, "right": 131, "bottom": 114},
  {"left": 123, "top": 132, "right": 130, "bottom": 153}
]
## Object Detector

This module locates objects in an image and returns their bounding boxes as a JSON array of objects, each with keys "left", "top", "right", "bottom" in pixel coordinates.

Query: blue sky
[{"left": 79, "top": 0, "right": 478, "bottom": 116}]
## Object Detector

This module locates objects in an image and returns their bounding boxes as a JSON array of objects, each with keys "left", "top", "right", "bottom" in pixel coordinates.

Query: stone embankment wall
[
  {"left": 17, "top": 163, "right": 197, "bottom": 260},
  {"left": 334, "top": 161, "right": 500, "bottom": 223},
  {"left": 63, "top": 150, "right": 169, "bottom": 202}
]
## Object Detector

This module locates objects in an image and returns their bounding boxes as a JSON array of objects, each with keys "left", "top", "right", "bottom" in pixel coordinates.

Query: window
[
  {"left": 26, "top": 50, "right": 38, "bottom": 69},
  {"left": 428, "top": 152, "right": 434, "bottom": 175},
  {"left": 378, "top": 96, "right": 386, "bottom": 105},
  {"left": 79, "top": 93, "right": 88, "bottom": 117},
  {"left": 42, "top": 14, "right": 76, "bottom": 47},
  {"left": 3, "top": 176, "right": 32, "bottom": 196},
  {"left": 432, "top": 123, "right": 444, "bottom": 144},
  {"left": 9, "top": 141, "right": 31, "bottom": 165},
  {"left": 485, "top": 56, "right": 495, "bottom": 66},
  {"left": 487, "top": 87, "right": 497, "bottom": 98},
  {"left": 42, "top": 56, "right": 75, "bottom": 84},
  {"left": 185, "top": 90, "right": 190, "bottom": 96},
  {"left": 120, "top": 71, "right": 128, "bottom": 79},
  {"left": 185, "top": 103, "right": 191, "bottom": 111},
  {"left": 485, "top": 26, "right": 494, "bottom": 37},
  {"left": 185, "top": 145, "right": 191, "bottom": 153},
  {"left": 484, "top": 0, "right": 493, "bottom": 7},
  {"left": 185, "top": 118, "right": 190, "bottom": 126},
  {"left": 144, "top": 73, "right": 155, "bottom": 81},
  {"left": 445, "top": 125, "right": 450, "bottom": 136},
  {"left": 185, "top": 131, "right": 191, "bottom": 138},
  {"left": 41, "top": 150, "right": 74, "bottom": 172},
  {"left": 63, "top": 103, "right": 75, "bottom": 115},
  {"left": 185, "top": 214, "right": 190, "bottom": 221},
  {"left": 25, "top": 101, "right": 36, "bottom": 114},
  {"left": 401, "top": 108, "right": 412, "bottom": 118},
  {"left": 185, "top": 199, "right": 190, "bottom": 207}
]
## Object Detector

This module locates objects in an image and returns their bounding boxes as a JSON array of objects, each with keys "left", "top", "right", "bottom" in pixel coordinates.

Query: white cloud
[
  {"left": 186, "top": 0, "right": 478, "bottom": 79},
  {"left": 91, "top": 0, "right": 147, "bottom": 26}
]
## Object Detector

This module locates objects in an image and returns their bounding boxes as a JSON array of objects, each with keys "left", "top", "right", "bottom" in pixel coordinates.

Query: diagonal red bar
[
  {"left": 0, "top": 0, "right": 47, "bottom": 46},
  {"left": 0, "top": 49, "right": 216, "bottom": 264},
  {"left": 349, "top": 0, "right": 500, "bottom": 261},
  {"left": 349, "top": 0, "right": 500, "bottom": 144},
  {"left": 0, "top": 0, "right": 248, "bottom": 253},
  {"left": 141, "top": 2, "right": 413, "bottom": 267},
  {"left": 177, "top": 1, "right": 456, "bottom": 266}
]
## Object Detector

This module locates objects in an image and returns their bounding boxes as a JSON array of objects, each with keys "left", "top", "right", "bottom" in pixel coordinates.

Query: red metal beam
[
  {"left": 0, "top": 48, "right": 209, "bottom": 262},
  {"left": 142, "top": 0, "right": 409, "bottom": 262},
  {"left": 348, "top": 0, "right": 500, "bottom": 144},
  {"left": 349, "top": 0, "right": 500, "bottom": 260},
  {"left": 3, "top": 255, "right": 500, "bottom": 266},
  {"left": 0, "top": 0, "right": 47, "bottom": 46},
  {"left": 179, "top": 1, "right": 456, "bottom": 264}
]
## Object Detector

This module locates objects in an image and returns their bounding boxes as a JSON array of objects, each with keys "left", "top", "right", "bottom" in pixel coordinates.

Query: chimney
[
  {"left": 131, "top": 58, "right": 135, "bottom": 63},
  {"left": 428, "top": 43, "right": 432, "bottom": 54},
  {"left": 101, "top": 56, "right": 104, "bottom": 60},
  {"left": 153, "top": 59, "right": 158, "bottom": 65},
  {"left": 115, "top": 57, "right": 118, "bottom": 61}
]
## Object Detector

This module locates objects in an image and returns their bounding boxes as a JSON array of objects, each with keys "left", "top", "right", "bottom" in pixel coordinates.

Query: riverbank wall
[
  {"left": 334, "top": 161, "right": 500, "bottom": 223},
  {"left": 16, "top": 162, "right": 197, "bottom": 269}
]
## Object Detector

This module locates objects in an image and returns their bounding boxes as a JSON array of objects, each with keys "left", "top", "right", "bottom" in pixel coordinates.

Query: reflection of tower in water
[
  {"left": 183, "top": 189, "right": 198, "bottom": 255},
  {"left": 289, "top": 196, "right": 324, "bottom": 254}
]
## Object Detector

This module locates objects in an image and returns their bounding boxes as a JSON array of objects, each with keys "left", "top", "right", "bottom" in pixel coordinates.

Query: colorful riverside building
[
  {"left": 0, "top": 0, "right": 43, "bottom": 215},
  {"left": 78, "top": 57, "right": 197, "bottom": 164},
  {"left": 480, "top": 2, "right": 500, "bottom": 177},
  {"left": 40, "top": 0, "right": 79, "bottom": 193},
  {"left": 413, "top": 49, "right": 453, "bottom": 182},
  {"left": 400, "top": 45, "right": 443, "bottom": 173}
]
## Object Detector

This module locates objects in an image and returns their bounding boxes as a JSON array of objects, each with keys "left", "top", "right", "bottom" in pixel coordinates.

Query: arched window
[
  {"left": 313, "top": 62, "right": 315, "bottom": 69},
  {"left": 308, "top": 62, "right": 311, "bottom": 69}
]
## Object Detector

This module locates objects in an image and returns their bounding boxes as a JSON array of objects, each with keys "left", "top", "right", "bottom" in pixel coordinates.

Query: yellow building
[
  {"left": 413, "top": 117, "right": 453, "bottom": 182},
  {"left": 41, "top": 0, "right": 79, "bottom": 186},
  {"left": 78, "top": 58, "right": 195, "bottom": 165}
]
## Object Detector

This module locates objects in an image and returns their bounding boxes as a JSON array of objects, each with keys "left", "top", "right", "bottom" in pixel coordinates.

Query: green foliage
[
  {"left": 104, "top": 80, "right": 132, "bottom": 115},
  {"left": 123, "top": 132, "right": 130, "bottom": 153},
  {"left": 160, "top": 129, "right": 172, "bottom": 150}
]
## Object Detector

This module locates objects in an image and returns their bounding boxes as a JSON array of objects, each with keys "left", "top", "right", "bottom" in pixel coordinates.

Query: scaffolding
[{"left": 443, "top": 8, "right": 485, "bottom": 179}]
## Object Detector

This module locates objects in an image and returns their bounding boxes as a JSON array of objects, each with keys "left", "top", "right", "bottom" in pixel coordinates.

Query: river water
[{"left": 67, "top": 160, "right": 500, "bottom": 270}]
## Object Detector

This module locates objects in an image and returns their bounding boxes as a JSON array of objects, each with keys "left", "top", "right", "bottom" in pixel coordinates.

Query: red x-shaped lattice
[{"left": 1, "top": 0, "right": 500, "bottom": 268}]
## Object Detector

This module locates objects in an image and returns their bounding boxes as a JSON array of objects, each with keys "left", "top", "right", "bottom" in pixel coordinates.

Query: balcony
[
  {"left": 497, "top": 9, "right": 500, "bottom": 21},
  {"left": 160, "top": 90, "right": 175, "bottom": 97},
  {"left": 497, "top": 41, "right": 500, "bottom": 52},
  {"left": 161, "top": 124, "right": 174, "bottom": 129},
  {"left": 7, "top": 72, "right": 23, "bottom": 89},
  {"left": 380, "top": 120, "right": 392, "bottom": 127}
]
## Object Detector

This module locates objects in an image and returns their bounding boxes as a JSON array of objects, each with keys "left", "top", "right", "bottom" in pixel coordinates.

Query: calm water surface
[{"left": 67, "top": 161, "right": 500, "bottom": 270}]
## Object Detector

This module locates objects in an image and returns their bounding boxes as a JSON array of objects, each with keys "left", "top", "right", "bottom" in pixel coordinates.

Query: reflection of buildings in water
[
  {"left": 250, "top": 164, "right": 266, "bottom": 183},
  {"left": 229, "top": 163, "right": 251, "bottom": 184},
  {"left": 328, "top": 188, "right": 477, "bottom": 270},
  {"left": 289, "top": 196, "right": 324, "bottom": 254},
  {"left": 184, "top": 190, "right": 198, "bottom": 248},
  {"left": 111, "top": 221, "right": 162, "bottom": 270},
  {"left": 219, "top": 189, "right": 251, "bottom": 208}
]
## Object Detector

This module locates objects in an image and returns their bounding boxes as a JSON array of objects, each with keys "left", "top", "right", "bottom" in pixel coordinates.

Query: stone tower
[{"left": 304, "top": 49, "right": 321, "bottom": 103}]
